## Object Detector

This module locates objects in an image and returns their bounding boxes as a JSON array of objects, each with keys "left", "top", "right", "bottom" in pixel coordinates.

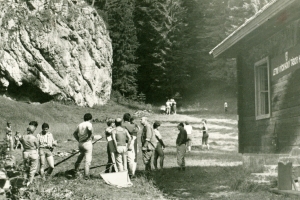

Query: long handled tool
[{"left": 43, "top": 137, "right": 103, "bottom": 173}]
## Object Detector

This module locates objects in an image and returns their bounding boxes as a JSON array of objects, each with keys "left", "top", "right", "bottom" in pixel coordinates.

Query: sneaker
[{"left": 84, "top": 175, "right": 90, "bottom": 180}]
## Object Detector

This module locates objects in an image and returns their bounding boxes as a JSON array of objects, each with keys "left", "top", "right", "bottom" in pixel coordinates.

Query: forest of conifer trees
[{"left": 87, "top": 0, "right": 272, "bottom": 103}]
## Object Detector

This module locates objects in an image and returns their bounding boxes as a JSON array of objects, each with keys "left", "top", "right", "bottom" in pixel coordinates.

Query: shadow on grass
[{"left": 136, "top": 165, "right": 267, "bottom": 199}]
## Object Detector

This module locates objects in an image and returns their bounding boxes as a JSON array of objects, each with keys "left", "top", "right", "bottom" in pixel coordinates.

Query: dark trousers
[{"left": 105, "top": 145, "right": 116, "bottom": 173}]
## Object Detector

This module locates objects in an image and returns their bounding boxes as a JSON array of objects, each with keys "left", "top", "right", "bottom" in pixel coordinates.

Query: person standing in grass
[
  {"left": 123, "top": 113, "right": 138, "bottom": 179},
  {"left": 14, "top": 131, "right": 22, "bottom": 150},
  {"left": 201, "top": 119, "right": 209, "bottom": 150},
  {"left": 37, "top": 123, "right": 56, "bottom": 180},
  {"left": 153, "top": 121, "right": 165, "bottom": 170},
  {"left": 112, "top": 118, "right": 132, "bottom": 172},
  {"left": 4, "top": 126, "right": 14, "bottom": 152},
  {"left": 73, "top": 113, "right": 94, "bottom": 180},
  {"left": 176, "top": 123, "right": 187, "bottom": 171},
  {"left": 224, "top": 101, "right": 228, "bottom": 113},
  {"left": 184, "top": 121, "right": 193, "bottom": 152},
  {"left": 141, "top": 117, "right": 156, "bottom": 171},
  {"left": 104, "top": 118, "right": 118, "bottom": 173},
  {"left": 20, "top": 121, "right": 39, "bottom": 186}
]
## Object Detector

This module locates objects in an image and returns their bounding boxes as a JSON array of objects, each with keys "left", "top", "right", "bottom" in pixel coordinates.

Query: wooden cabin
[{"left": 210, "top": 0, "right": 300, "bottom": 154}]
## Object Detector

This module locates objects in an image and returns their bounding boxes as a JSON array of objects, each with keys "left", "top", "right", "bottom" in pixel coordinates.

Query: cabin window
[{"left": 255, "top": 57, "right": 270, "bottom": 120}]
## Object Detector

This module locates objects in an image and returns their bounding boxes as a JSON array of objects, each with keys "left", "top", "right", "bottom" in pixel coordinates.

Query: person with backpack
[
  {"left": 112, "top": 118, "right": 132, "bottom": 172},
  {"left": 153, "top": 121, "right": 165, "bottom": 170},
  {"left": 122, "top": 113, "right": 138, "bottom": 179},
  {"left": 140, "top": 117, "right": 156, "bottom": 171}
]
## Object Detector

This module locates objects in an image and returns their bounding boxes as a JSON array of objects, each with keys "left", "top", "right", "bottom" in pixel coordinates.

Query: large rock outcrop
[{"left": 0, "top": 0, "right": 113, "bottom": 107}]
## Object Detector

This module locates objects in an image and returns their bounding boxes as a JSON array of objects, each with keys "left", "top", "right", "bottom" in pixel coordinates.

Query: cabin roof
[{"left": 209, "top": 0, "right": 300, "bottom": 58}]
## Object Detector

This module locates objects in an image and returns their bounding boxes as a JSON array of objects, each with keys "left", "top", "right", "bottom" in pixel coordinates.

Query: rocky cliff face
[{"left": 0, "top": 0, "right": 113, "bottom": 107}]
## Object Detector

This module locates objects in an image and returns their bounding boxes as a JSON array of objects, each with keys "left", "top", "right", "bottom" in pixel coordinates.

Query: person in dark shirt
[{"left": 176, "top": 123, "right": 187, "bottom": 171}]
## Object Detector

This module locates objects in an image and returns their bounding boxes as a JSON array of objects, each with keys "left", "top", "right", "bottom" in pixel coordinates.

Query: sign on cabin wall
[{"left": 271, "top": 44, "right": 300, "bottom": 80}]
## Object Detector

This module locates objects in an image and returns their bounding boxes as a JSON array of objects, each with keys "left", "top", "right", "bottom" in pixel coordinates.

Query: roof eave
[{"left": 210, "top": 0, "right": 297, "bottom": 58}]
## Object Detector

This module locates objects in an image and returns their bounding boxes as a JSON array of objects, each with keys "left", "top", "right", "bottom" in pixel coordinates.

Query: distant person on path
[
  {"left": 153, "top": 121, "right": 165, "bottom": 170},
  {"left": 166, "top": 99, "right": 171, "bottom": 115},
  {"left": 201, "top": 119, "right": 209, "bottom": 150},
  {"left": 176, "top": 123, "right": 187, "bottom": 171},
  {"left": 20, "top": 121, "right": 39, "bottom": 186},
  {"left": 73, "top": 113, "right": 94, "bottom": 180},
  {"left": 123, "top": 113, "right": 138, "bottom": 178},
  {"left": 112, "top": 118, "right": 132, "bottom": 172},
  {"left": 14, "top": 131, "right": 22, "bottom": 149},
  {"left": 37, "top": 123, "right": 56, "bottom": 180},
  {"left": 141, "top": 117, "right": 156, "bottom": 171},
  {"left": 170, "top": 99, "right": 177, "bottom": 114},
  {"left": 184, "top": 121, "right": 193, "bottom": 152},
  {"left": 104, "top": 118, "right": 117, "bottom": 173},
  {"left": 224, "top": 101, "right": 228, "bottom": 113}
]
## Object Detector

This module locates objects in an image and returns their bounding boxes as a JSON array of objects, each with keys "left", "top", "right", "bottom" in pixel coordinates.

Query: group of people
[
  {"left": 2, "top": 112, "right": 210, "bottom": 186},
  {"left": 103, "top": 114, "right": 166, "bottom": 179},
  {"left": 163, "top": 98, "right": 177, "bottom": 115},
  {"left": 4, "top": 121, "right": 56, "bottom": 186}
]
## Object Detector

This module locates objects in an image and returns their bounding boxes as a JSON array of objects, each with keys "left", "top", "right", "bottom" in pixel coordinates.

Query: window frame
[{"left": 254, "top": 57, "right": 271, "bottom": 120}]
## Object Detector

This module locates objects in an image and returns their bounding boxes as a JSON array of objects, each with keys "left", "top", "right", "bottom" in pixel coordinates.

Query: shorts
[{"left": 39, "top": 148, "right": 53, "bottom": 157}]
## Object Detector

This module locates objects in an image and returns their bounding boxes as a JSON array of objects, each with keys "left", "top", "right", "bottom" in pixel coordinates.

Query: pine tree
[{"left": 104, "top": 0, "right": 139, "bottom": 98}]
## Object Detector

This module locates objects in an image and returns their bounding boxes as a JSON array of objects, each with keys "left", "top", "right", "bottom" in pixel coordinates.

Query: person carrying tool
[
  {"left": 73, "top": 113, "right": 94, "bottom": 180},
  {"left": 37, "top": 123, "right": 56, "bottom": 180}
]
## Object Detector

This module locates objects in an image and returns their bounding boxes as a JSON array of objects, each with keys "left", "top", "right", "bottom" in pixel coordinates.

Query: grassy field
[{"left": 0, "top": 96, "right": 298, "bottom": 199}]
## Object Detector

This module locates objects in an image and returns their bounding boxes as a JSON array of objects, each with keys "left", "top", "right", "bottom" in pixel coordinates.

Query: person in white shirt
[
  {"left": 224, "top": 101, "right": 228, "bottom": 113},
  {"left": 184, "top": 121, "right": 193, "bottom": 152}
]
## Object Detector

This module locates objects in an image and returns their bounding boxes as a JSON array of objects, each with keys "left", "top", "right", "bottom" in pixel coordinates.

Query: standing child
[
  {"left": 201, "top": 119, "right": 209, "bottom": 150},
  {"left": 4, "top": 128, "right": 14, "bottom": 152},
  {"left": 104, "top": 118, "right": 118, "bottom": 173},
  {"left": 14, "top": 131, "right": 22, "bottom": 149},
  {"left": 37, "top": 123, "right": 56, "bottom": 180},
  {"left": 20, "top": 121, "right": 39, "bottom": 186}
]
